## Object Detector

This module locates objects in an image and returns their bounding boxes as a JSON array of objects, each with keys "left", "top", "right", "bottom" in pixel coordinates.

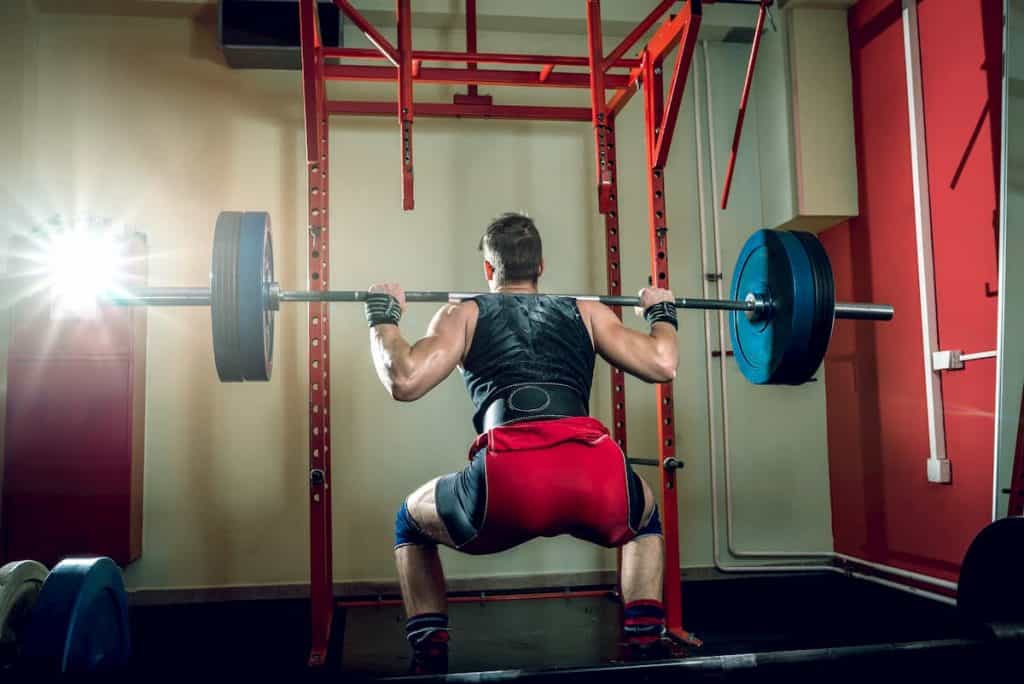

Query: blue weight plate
[
  {"left": 729, "top": 230, "right": 818, "bottom": 385},
  {"left": 237, "top": 211, "right": 275, "bottom": 382},
  {"left": 22, "top": 557, "right": 130, "bottom": 672},
  {"left": 729, "top": 230, "right": 790, "bottom": 384}
]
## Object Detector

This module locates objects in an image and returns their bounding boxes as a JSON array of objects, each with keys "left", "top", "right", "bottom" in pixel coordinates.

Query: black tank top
[{"left": 461, "top": 294, "right": 595, "bottom": 433}]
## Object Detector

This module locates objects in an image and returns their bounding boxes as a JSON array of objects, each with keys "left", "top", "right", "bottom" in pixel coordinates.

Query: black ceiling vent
[{"left": 219, "top": 0, "right": 344, "bottom": 70}]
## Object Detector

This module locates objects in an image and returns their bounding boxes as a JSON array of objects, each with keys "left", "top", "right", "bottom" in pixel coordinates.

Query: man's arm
[
  {"left": 368, "top": 285, "right": 470, "bottom": 401},
  {"left": 584, "top": 288, "right": 678, "bottom": 383}
]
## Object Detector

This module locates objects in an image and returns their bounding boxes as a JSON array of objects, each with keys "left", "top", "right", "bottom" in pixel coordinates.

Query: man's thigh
[{"left": 405, "top": 476, "right": 457, "bottom": 548}]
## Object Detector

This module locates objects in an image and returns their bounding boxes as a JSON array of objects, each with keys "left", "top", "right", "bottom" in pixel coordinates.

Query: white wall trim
[{"left": 902, "top": 0, "right": 950, "bottom": 483}]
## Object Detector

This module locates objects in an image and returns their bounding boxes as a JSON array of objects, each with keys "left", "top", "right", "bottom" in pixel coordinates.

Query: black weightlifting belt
[{"left": 480, "top": 383, "right": 588, "bottom": 432}]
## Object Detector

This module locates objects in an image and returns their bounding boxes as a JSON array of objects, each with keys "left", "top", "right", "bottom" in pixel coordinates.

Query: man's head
[{"left": 478, "top": 212, "right": 544, "bottom": 290}]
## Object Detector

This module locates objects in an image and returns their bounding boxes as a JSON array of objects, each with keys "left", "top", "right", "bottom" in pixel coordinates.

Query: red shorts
[{"left": 435, "top": 417, "right": 647, "bottom": 554}]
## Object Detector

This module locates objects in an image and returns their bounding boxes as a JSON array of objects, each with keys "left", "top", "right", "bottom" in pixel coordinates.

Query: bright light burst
[{"left": 45, "top": 227, "right": 124, "bottom": 318}]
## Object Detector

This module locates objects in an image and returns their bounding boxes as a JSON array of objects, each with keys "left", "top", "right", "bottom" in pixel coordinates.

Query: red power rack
[{"left": 296, "top": 0, "right": 770, "bottom": 666}]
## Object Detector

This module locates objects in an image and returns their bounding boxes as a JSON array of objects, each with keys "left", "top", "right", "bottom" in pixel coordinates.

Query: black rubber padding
[
  {"left": 958, "top": 516, "right": 1024, "bottom": 635},
  {"left": 787, "top": 231, "right": 835, "bottom": 384},
  {"left": 212, "top": 211, "right": 244, "bottom": 382}
]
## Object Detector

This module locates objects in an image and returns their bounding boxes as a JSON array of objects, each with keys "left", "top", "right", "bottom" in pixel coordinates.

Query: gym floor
[{"left": 127, "top": 573, "right": 978, "bottom": 678}]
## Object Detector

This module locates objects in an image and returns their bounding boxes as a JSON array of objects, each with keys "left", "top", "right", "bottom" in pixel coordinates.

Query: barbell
[{"left": 102, "top": 211, "right": 894, "bottom": 384}]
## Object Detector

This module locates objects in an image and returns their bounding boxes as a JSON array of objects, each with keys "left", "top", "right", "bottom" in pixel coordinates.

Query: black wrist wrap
[
  {"left": 365, "top": 293, "right": 403, "bottom": 327},
  {"left": 643, "top": 301, "right": 678, "bottom": 330}
]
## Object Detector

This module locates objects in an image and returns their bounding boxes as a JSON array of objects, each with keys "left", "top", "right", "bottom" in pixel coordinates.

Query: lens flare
[{"left": 47, "top": 229, "right": 122, "bottom": 317}]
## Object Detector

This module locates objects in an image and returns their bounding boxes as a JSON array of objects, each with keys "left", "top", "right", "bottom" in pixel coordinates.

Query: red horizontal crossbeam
[
  {"left": 327, "top": 100, "right": 591, "bottom": 121},
  {"left": 324, "top": 47, "right": 640, "bottom": 69},
  {"left": 606, "top": 66, "right": 642, "bottom": 116},
  {"left": 324, "top": 64, "right": 629, "bottom": 89}
]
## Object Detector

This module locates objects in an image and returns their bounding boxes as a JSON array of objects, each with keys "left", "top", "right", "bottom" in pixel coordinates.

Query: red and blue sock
[
  {"left": 405, "top": 612, "right": 449, "bottom": 674},
  {"left": 623, "top": 600, "right": 666, "bottom": 646}
]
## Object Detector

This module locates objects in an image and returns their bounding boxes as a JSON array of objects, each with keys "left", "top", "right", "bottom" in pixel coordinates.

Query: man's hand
[
  {"left": 368, "top": 283, "right": 408, "bottom": 312},
  {"left": 634, "top": 287, "right": 675, "bottom": 318}
]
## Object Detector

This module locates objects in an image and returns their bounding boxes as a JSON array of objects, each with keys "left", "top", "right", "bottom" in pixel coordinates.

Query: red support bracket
[
  {"left": 653, "top": 0, "right": 702, "bottom": 168},
  {"left": 397, "top": 0, "right": 414, "bottom": 210},
  {"left": 333, "top": 0, "right": 400, "bottom": 66},
  {"left": 605, "top": 0, "right": 699, "bottom": 119},
  {"left": 602, "top": 0, "right": 676, "bottom": 73},
  {"left": 299, "top": 0, "right": 335, "bottom": 668},
  {"left": 646, "top": 0, "right": 699, "bottom": 65},
  {"left": 720, "top": 0, "right": 771, "bottom": 209}
]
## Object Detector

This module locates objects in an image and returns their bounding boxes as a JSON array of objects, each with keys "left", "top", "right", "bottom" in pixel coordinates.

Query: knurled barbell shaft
[{"left": 105, "top": 286, "right": 894, "bottom": 321}]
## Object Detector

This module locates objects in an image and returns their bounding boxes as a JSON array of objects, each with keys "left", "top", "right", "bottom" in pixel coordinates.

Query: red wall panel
[
  {"left": 821, "top": 0, "right": 1002, "bottom": 581},
  {"left": 2, "top": 234, "right": 147, "bottom": 567}
]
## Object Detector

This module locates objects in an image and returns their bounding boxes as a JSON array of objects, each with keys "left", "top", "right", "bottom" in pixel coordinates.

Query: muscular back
[{"left": 460, "top": 294, "right": 595, "bottom": 432}]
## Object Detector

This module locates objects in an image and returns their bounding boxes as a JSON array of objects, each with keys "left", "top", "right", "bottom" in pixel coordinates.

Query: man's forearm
[
  {"left": 370, "top": 324, "right": 415, "bottom": 394},
  {"left": 649, "top": 323, "right": 679, "bottom": 379}
]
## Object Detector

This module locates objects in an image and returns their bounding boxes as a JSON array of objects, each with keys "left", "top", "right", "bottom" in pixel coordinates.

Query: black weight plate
[
  {"left": 958, "top": 516, "right": 1024, "bottom": 634},
  {"left": 237, "top": 211, "right": 274, "bottom": 381},
  {"left": 22, "top": 557, "right": 130, "bottom": 672},
  {"left": 786, "top": 231, "right": 835, "bottom": 383},
  {"left": 212, "top": 211, "right": 244, "bottom": 382}
]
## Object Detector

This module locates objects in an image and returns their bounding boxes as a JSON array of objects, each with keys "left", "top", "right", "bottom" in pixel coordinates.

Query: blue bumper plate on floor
[{"left": 23, "top": 557, "right": 130, "bottom": 672}]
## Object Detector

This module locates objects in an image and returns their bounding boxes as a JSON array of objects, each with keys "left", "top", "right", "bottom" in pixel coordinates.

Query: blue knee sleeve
[
  {"left": 636, "top": 504, "right": 662, "bottom": 537},
  {"left": 395, "top": 501, "right": 435, "bottom": 548}
]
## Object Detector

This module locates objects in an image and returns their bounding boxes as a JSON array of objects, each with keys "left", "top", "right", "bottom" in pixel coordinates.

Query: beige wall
[{"left": 0, "top": 3, "right": 835, "bottom": 592}]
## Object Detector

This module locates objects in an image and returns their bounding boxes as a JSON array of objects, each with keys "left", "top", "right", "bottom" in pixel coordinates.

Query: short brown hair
[{"left": 478, "top": 213, "right": 543, "bottom": 286}]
